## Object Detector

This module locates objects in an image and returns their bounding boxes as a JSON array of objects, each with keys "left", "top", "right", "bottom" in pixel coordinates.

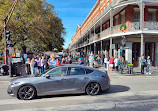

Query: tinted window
[
  {"left": 85, "top": 69, "right": 94, "bottom": 74},
  {"left": 69, "top": 67, "right": 85, "bottom": 75},
  {"left": 48, "top": 67, "right": 67, "bottom": 77}
]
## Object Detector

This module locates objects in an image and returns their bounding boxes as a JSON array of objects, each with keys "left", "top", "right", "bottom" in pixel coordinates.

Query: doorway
[{"left": 132, "top": 42, "right": 140, "bottom": 67}]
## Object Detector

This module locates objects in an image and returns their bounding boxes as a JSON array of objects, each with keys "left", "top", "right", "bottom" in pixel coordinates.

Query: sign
[
  {"left": 16, "top": 53, "right": 20, "bottom": 57},
  {"left": 9, "top": 47, "right": 14, "bottom": 55},
  {"left": 112, "top": 44, "right": 115, "bottom": 49},
  {"left": 12, "top": 58, "right": 21, "bottom": 63}
]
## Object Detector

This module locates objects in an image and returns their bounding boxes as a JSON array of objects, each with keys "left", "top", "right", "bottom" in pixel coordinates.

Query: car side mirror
[{"left": 45, "top": 74, "right": 50, "bottom": 79}]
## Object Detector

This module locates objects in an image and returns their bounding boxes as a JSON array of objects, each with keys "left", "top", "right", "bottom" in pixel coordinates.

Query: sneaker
[
  {"left": 149, "top": 73, "right": 151, "bottom": 75},
  {"left": 146, "top": 73, "right": 148, "bottom": 75}
]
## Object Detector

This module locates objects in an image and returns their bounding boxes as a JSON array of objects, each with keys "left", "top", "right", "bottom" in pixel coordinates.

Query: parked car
[
  {"left": 0, "top": 64, "right": 9, "bottom": 76},
  {"left": 7, "top": 65, "right": 110, "bottom": 100}
]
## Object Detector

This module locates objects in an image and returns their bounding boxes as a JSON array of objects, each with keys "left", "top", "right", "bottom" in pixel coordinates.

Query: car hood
[{"left": 9, "top": 76, "right": 43, "bottom": 85}]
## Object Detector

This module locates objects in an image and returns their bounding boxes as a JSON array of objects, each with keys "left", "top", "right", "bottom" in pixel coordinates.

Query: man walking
[{"left": 140, "top": 55, "right": 146, "bottom": 74}]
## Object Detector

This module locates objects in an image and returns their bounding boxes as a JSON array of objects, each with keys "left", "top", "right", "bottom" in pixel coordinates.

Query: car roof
[{"left": 58, "top": 64, "right": 94, "bottom": 70}]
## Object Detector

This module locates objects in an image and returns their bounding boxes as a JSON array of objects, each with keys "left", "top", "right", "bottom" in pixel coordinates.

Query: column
[
  {"left": 94, "top": 25, "right": 96, "bottom": 41},
  {"left": 140, "top": 1, "right": 145, "bottom": 56},
  {"left": 110, "top": 8, "right": 113, "bottom": 57},
  {"left": 101, "top": 40, "right": 103, "bottom": 64},
  {"left": 94, "top": 43, "right": 96, "bottom": 56},
  {"left": 100, "top": 19, "right": 103, "bottom": 64},
  {"left": 125, "top": 42, "right": 133, "bottom": 64}
]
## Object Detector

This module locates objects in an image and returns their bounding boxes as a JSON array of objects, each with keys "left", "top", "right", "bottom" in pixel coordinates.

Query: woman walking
[{"left": 30, "top": 58, "right": 35, "bottom": 76}]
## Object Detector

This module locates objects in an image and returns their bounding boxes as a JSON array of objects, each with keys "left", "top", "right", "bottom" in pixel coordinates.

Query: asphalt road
[{"left": 0, "top": 73, "right": 158, "bottom": 111}]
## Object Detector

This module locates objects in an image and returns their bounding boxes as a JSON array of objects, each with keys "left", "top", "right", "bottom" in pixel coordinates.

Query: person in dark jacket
[
  {"left": 78, "top": 58, "right": 84, "bottom": 66},
  {"left": 140, "top": 55, "right": 146, "bottom": 74}
]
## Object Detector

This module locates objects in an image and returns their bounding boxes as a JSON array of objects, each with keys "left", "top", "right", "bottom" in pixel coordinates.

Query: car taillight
[{"left": 102, "top": 76, "right": 109, "bottom": 79}]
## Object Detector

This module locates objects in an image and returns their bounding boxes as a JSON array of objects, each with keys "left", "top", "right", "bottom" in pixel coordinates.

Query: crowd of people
[
  {"left": 87, "top": 52, "right": 152, "bottom": 75},
  {"left": 25, "top": 55, "right": 72, "bottom": 76}
]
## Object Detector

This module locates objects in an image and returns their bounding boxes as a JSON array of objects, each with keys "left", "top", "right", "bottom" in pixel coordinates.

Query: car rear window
[{"left": 85, "top": 69, "right": 93, "bottom": 74}]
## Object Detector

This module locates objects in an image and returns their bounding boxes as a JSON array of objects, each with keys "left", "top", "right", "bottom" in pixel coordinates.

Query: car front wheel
[
  {"left": 18, "top": 85, "right": 36, "bottom": 100},
  {"left": 86, "top": 83, "right": 100, "bottom": 96}
]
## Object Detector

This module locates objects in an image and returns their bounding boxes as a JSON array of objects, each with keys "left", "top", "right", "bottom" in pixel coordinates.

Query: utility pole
[{"left": 4, "top": 0, "right": 18, "bottom": 77}]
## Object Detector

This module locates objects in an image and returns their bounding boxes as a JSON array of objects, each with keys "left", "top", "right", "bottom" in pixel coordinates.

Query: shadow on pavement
[{"left": 101, "top": 85, "right": 130, "bottom": 94}]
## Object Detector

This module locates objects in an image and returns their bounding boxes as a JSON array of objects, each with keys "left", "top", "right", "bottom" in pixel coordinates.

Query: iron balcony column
[
  {"left": 110, "top": 8, "right": 114, "bottom": 57},
  {"left": 140, "top": 1, "right": 145, "bottom": 56}
]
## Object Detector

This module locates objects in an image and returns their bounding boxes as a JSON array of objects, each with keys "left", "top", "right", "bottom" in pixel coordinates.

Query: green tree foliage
[{"left": 0, "top": 0, "right": 65, "bottom": 52}]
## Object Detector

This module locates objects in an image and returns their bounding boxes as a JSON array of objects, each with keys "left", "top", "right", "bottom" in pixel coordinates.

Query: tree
[{"left": 0, "top": 0, "right": 65, "bottom": 52}]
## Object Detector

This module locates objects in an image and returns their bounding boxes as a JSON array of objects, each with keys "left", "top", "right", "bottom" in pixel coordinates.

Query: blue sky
[{"left": 46, "top": 0, "right": 97, "bottom": 49}]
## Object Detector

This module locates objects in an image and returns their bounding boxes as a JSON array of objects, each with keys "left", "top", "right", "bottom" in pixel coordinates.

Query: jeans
[
  {"left": 41, "top": 65, "right": 44, "bottom": 73},
  {"left": 31, "top": 68, "right": 35, "bottom": 75},
  {"left": 141, "top": 65, "right": 145, "bottom": 74},
  {"left": 146, "top": 65, "right": 151, "bottom": 73}
]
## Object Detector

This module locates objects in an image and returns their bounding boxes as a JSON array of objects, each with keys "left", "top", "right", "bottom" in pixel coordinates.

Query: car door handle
[{"left": 84, "top": 77, "right": 89, "bottom": 80}]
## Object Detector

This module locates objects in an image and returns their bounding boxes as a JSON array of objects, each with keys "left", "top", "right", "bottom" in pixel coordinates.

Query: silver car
[{"left": 7, "top": 65, "right": 110, "bottom": 100}]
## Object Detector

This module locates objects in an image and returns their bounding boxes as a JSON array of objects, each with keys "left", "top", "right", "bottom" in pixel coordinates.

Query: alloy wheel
[
  {"left": 86, "top": 83, "right": 100, "bottom": 96},
  {"left": 18, "top": 86, "right": 36, "bottom": 100}
]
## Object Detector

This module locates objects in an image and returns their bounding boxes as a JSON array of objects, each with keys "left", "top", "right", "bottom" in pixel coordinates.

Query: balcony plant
[{"left": 97, "top": 33, "right": 100, "bottom": 39}]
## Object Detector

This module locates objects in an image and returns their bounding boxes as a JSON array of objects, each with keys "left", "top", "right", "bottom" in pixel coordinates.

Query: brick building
[{"left": 69, "top": 0, "right": 158, "bottom": 67}]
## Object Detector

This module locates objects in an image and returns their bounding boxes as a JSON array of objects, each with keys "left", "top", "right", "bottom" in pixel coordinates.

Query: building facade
[{"left": 69, "top": 0, "right": 158, "bottom": 67}]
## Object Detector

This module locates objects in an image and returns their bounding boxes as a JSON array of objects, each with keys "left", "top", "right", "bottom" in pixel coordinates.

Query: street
[{"left": 0, "top": 73, "right": 158, "bottom": 111}]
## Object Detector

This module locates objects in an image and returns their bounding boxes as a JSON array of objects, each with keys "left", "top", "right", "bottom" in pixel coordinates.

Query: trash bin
[
  {"left": 128, "top": 64, "right": 133, "bottom": 74},
  {"left": 12, "top": 62, "right": 22, "bottom": 76}
]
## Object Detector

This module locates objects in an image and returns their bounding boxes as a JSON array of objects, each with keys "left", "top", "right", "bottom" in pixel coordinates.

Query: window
[
  {"left": 69, "top": 67, "right": 85, "bottom": 75},
  {"left": 48, "top": 67, "right": 67, "bottom": 77},
  {"left": 148, "top": 12, "right": 156, "bottom": 22},
  {"left": 134, "top": 12, "right": 140, "bottom": 22},
  {"left": 85, "top": 69, "right": 94, "bottom": 74}
]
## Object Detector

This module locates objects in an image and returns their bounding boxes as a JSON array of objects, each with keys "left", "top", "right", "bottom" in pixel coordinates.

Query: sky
[{"left": 46, "top": 0, "right": 97, "bottom": 49}]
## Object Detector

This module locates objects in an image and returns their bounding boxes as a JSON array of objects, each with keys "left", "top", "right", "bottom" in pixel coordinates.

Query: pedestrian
[
  {"left": 104, "top": 56, "right": 109, "bottom": 71},
  {"left": 30, "top": 58, "right": 35, "bottom": 76},
  {"left": 25, "top": 58, "right": 31, "bottom": 75},
  {"left": 37, "top": 58, "right": 42, "bottom": 74},
  {"left": 41, "top": 56, "right": 45, "bottom": 73},
  {"left": 45, "top": 56, "right": 49, "bottom": 70},
  {"left": 97, "top": 55, "right": 100, "bottom": 64},
  {"left": 56, "top": 59, "right": 60, "bottom": 66},
  {"left": 114, "top": 56, "right": 120, "bottom": 72},
  {"left": 109, "top": 56, "right": 115, "bottom": 71},
  {"left": 89, "top": 52, "right": 94, "bottom": 67},
  {"left": 140, "top": 55, "right": 146, "bottom": 74},
  {"left": 68, "top": 57, "right": 72, "bottom": 64},
  {"left": 48, "top": 55, "right": 56, "bottom": 68},
  {"left": 78, "top": 58, "right": 85, "bottom": 65},
  {"left": 146, "top": 56, "right": 151, "bottom": 75},
  {"left": 61, "top": 58, "right": 68, "bottom": 65}
]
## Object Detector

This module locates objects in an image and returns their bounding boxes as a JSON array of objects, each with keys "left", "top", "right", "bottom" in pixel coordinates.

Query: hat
[{"left": 78, "top": 58, "right": 82, "bottom": 61}]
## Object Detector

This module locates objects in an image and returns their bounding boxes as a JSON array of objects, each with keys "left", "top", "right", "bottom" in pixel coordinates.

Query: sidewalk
[
  {"left": 97, "top": 66, "right": 158, "bottom": 76},
  {"left": 1, "top": 66, "right": 158, "bottom": 82}
]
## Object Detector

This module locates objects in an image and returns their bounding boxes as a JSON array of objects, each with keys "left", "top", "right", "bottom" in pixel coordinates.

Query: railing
[
  {"left": 144, "top": 22, "right": 158, "bottom": 30},
  {"left": 101, "top": 28, "right": 111, "bottom": 38},
  {"left": 113, "top": 22, "right": 140, "bottom": 34}
]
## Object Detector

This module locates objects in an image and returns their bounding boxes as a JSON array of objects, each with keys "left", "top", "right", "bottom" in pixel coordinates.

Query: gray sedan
[{"left": 7, "top": 65, "right": 110, "bottom": 100}]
